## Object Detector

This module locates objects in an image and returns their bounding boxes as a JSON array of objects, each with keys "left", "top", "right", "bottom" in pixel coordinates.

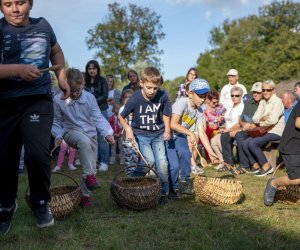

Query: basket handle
[
  {"left": 51, "top": 171, "right": 80, "bottom": 187},
  {"left": 271, "top": 162, "right": 285, "bottom": 178},
  {"left": 25, "top": 171, "right": 80, "bottom": 196},
  {"left": 112, "top": 165, "right": 160, "bottom": 183}
]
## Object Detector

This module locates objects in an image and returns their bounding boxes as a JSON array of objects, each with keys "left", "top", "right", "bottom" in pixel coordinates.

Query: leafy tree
[
  {"left": 86, "top": 2, "right": 165, "bottom": 81},
  {"left": 196, "top": 0, "right": 300, "bottom": 90}
]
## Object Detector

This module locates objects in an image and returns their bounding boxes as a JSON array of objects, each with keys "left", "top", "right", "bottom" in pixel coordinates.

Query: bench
[{"left": 263, "top": 140, "right": 280, "bottom": 170}]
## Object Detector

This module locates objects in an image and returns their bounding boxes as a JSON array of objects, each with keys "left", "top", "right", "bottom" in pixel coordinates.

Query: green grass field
[{"left": 1, "top": 164, "right": 300, "bottom": 250}]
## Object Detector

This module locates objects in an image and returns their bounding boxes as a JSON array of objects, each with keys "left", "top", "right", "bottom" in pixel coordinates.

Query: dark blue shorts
[{"left": 282, "top": 154, "right": 300, "bottom": 180}]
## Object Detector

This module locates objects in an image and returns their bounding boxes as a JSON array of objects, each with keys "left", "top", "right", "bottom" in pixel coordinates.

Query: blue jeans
[
  {"left": 134, "top": 134, "right": 169, "bottom": 195},
  {"left": 165, "top": 134, "right": 191, "bottom": 190},
  {"left": 242, "top": 133, "right": 281, "bottom": 166},
  {"left": 97, "top": 110, "right": 109, "bottom": 165}
]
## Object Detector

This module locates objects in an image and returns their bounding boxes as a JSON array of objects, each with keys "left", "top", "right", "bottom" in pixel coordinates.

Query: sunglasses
[
  {"left": 231, "top": 95, "right": 241, "bottom": 98},
  {"left": 262, "top": 88, "right": 273, "bottom": 92},
  {"left": 252, "top": 91, "right": 262, "bottom": 94}
]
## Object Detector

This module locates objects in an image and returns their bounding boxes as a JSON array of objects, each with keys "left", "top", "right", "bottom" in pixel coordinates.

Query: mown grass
[{"left": 1, "top": 164, "right": 300, "bottom": 250}]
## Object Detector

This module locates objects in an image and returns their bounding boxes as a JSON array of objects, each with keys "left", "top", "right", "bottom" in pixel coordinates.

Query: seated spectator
[
  {"left": 294, "top": 81, "right": 300, "bottom": 98},
  {"left": 211, "top": 86, "right": 244, "bottom": 171},
  {"left": 203, "top": 91, "right": 226, "bottom": 139},
  {"left": 221, "top": 82, "right": 263, "bottom": 174},
  {"left": 242, "top": 80, "right": 284, "bottom": 177},
  {"left": 281, "top": 90, "right": 298, "bottom": 124}
]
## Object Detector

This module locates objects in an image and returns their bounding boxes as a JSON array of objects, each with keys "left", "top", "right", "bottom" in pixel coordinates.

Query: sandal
[
  {"left": 235, "top": 166, "right": 250, "bottom": 175},
  {"left": 217, "top": 166, "right": 228, "bottom": 172}
]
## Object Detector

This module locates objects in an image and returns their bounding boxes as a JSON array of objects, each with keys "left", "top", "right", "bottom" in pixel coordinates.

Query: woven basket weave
[
  {"left": 25, "top": 172, "right": 81, "bottom": 218},
  {"left": 110, "top": 166, "right": 161, "bottom": 211},
  {"left": 272, "top": 163, "right": 300, "bottom": 204},
  {"left": 194, "top": 166, "right": 243, "bottom": 206}
]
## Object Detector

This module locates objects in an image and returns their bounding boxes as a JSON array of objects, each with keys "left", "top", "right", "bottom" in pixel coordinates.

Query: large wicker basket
[
  {"left": 110, "top": 166, "right": 161, "bottom": 211},
  {"left": 273, "top": 163, "right": 300, "bottom": 204},
  {"left": 25, "top": 172, "right": 81, "bottom": 218},
  {"left": 194, "top": 166, "right": 243, "bottom": 206}
]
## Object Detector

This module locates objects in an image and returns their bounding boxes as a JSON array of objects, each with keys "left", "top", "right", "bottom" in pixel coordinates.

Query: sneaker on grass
[
  {"left": 0, "top": 201, "right": 18, "bottom": 235},
  {"left": 68, "top": 164, "right": 77, "bottom": 171},
  {"left": 98, "top": 162, "right": 108, "bottom": 172},
  {"left": 80, "top": 196, "right": 91, "bottom": 208},
  {"left": 179, "top": 180, "right": 194, "bottom": 195},
  {"left": 85, "top": 174, "right": 100, "bottom": 191},
  {"left": 52, "top": 165, "right": 62, "bottom": 172},
  {"left": 32, "top": 200, "right": 54, "bottom": 228}
]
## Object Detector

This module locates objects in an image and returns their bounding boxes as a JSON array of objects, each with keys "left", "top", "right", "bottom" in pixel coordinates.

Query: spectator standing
[
  {"left": 175, "top": 67, "right": 198, "bottom": 100},
  {"left": 0, "top": 0, "right": 70, "bottom": 234},
  {"left": 109, "top": 104, "right": 123, "bottom": 165},
  {"left": 84, "top": 60, "right": 110, "bottom": 172},
  {"left": 122, "top": 69, "right": 140, "bottom": 94},
  {"left": 106, "top": 75, "right": 121, "bottom": 118},
  {"left": 219, "top": 69, "right": 247, "bottom": 110}
]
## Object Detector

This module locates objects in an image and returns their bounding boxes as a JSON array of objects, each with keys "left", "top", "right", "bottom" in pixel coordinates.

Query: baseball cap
[
  {"left": 189, "top": 78, "right": 210, "bottom": 95},
  {"left": 250, "top": 82, "right": 262, "bottom": 92},
  {"left": 227, "top": 69, "right": 238, "bottom": 76}
]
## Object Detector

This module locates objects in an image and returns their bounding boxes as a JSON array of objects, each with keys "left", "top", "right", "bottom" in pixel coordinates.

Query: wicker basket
[
  {"left": 25, "top": 172, "right": 81, "bottom": 218},
  {"left": 194, "top": 166, "right": 243, "bottom": 206},
  {"left": 110, "top": 166, "right": 161, "bottom": 211},
  {"left": 272, "top": 163, "right": 300, "bottom": 204}
]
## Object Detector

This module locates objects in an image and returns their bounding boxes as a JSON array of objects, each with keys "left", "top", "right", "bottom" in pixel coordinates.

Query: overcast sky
[{"left": 3, "top": 0, "right": 299, "bottom": 80}]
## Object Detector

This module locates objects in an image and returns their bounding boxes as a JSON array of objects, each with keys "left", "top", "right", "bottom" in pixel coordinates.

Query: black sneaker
[
  {"left": 158, "top": 195, "right": 168, "bottom": 205},
  {"left": 32, "top": 201, "right": 54, "bottom": 228},
  {"left": 179, "top": 180, "right": 194, "bottom": 195},
  {"left": 168, "top": 189, "right": 180, "bottom": 200},
  {"left": 264, "top": 178, "right": 277, "bottom": 206},
  {"left": 0, "top": 201, "right": 17, "bottom": 235},
  {"left": 255, "top": 166, "right": 273, "bottom": 177}
]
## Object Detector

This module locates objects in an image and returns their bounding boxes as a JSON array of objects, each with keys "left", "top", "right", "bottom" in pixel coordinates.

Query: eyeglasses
[
  {"left": 231, "top": 95, "right": 241, "bottom": 98},
  {"left": 262, "top": 89, "right": 273, "bottom": 92},
  {"left": 70, "top": 88, "right": 83, "bottom": 94},
  {"left": 252, "top": 91, "right": 262, "bottom": 94}
]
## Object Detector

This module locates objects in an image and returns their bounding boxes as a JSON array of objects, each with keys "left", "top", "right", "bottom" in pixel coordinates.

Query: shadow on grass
[{"left": 1, "top": 166, "right": 300, "bottom": 250}]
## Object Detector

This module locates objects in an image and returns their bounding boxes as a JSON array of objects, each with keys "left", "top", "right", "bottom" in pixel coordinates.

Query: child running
[
  {"left": 166, "top": 78, "right": 218, "bottom": 199},
  {"left": 52, "top": 68, "right": 114, "bottom": 207},
  {"left": 119, "top": 67, "right": 171, "bottom": 204},
  {"left": 0, "top": 0, "right": 70, "bottom": 233}
]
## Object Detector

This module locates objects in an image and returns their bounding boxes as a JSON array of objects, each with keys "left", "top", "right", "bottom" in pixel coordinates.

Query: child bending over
[{"left": 52, "top": 68, "right": 114, "bottom": 207}]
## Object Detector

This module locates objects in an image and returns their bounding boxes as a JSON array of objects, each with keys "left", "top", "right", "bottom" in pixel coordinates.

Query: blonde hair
[
  {"left": 262, "top": 79, "right": 276, "bottom": 89},
  {"left": 140, "top": 67, "right": 161, "bottom": 85},
  {"left": 66, "top": 68, "right": 84, "bottom": 86}
]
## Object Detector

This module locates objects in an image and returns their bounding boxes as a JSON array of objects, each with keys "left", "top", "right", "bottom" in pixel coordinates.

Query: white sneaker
[
  {"left": 99, "top": 163, "right": 108, "bottom": 172},
  {"left": 75, "top": 159, "right": 81, "bottom": 166},
  {"left": 52, "top": 165, "right": 62, "bottom": 172},
  {"left": 68, "top": 164, "right": 77, "bottom": 170}
]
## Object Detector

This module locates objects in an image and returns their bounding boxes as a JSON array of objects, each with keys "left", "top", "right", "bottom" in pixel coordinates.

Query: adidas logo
[{"left": 30, "top": 114, "right": 40, "bottom": 122}]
